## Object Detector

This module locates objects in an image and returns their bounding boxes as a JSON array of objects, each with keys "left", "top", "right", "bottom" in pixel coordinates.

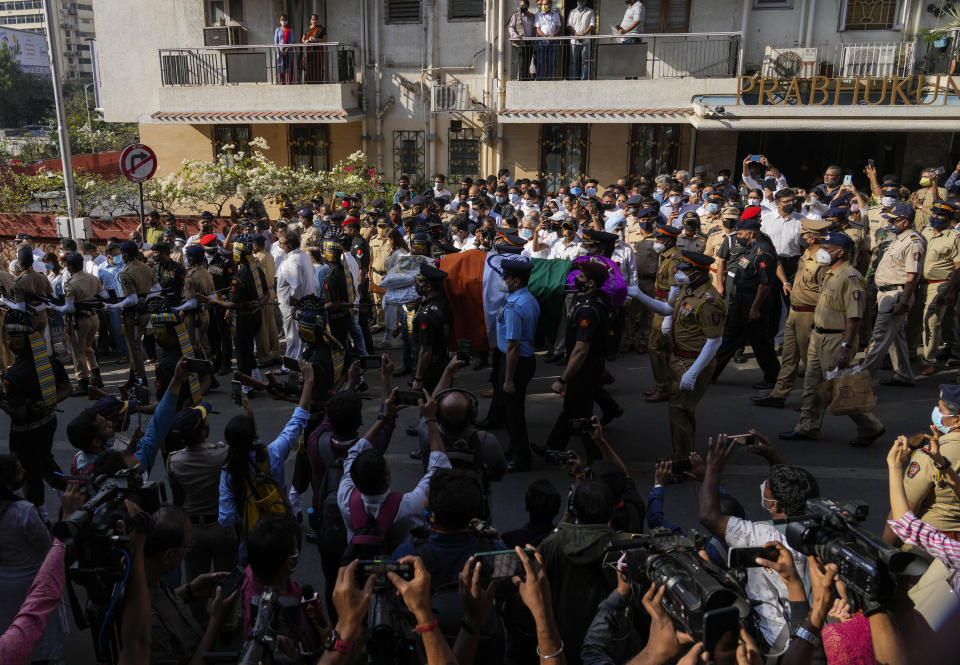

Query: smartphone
[
  {"left": 456, "top": 339, "right": 471, "bottom": 363},
  {"left": 545, "top": 450, "right": 576, "bottom": 465},
  {"left": 727, "top": 433, "right": 756, "bottom": 447},
  {"left": 231, "top": 380, "right": 242, "bottom": 406},
  {"left": 359, "top": 355, "right": 383, "bottom": 370},
  {"left": 107, "top": 288, "right": 118, "bottom": 303},
  {"left": 703, "top": 606, "right": 741, "bottom": 657},
  {"left": 356, "top": 560, "right": 413, "bottom": 586},
  {"left": 569, "top": 418, "right": 592, "bottom": 434},
  {"left": 184, "top": 357, "right": 213, "bottom": 374},
  {"left": 727, "top": 546, "right": 779, "bottom": 569},
  {"left": 133, "top": 383, "right": 150, "bottom": 405},
  {"left": 748, "top": 154, "right": 763, "bottom": 163},
  {"left": 282, "top": 356, "right": 300, "bottom": 372},
  {"left": 474, "top": 548, "right": 537, "bottom": 583},
  {"left": 868, "top": 158, "right": 875, "bottom": 168},
  {"left": 843, "top": 174, "right": 853, "bottom": 186},
  {"left": 221, "top": 566, "right": 246, "bottom": 597},
  {"left": 670, "top": 457, "right": 693, "bottom": 475},
  {"left": 395, "top": 389, "right": 423, "bottom": 406}
]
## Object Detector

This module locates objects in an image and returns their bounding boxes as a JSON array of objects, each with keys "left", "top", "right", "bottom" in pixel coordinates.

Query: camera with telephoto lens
[
  {"left": 785, "top": 498, "right": 930, "bottom": 615},
  {"left": 608, "top": 529, "right": 750, "bottom": 640},
  {"left": 365, "top": 575, "right": 421, "bottom": 665},
  {"left": 53, "top": 466, "right": 163, "bottom": 664}
]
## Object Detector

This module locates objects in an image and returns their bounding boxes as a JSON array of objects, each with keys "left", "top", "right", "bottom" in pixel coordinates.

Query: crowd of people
[{"left": 1, "top": 156, "right": 960, "bottom": 664}]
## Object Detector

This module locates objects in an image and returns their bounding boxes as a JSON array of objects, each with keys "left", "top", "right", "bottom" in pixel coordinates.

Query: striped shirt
[{"left": 888, "top": 510, "right": 960, "bottom": 593}]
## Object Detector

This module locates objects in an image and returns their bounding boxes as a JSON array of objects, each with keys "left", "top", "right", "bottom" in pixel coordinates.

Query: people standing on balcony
[
  {"left": 534, "top": 0, "right": 561, "bottom": 81},
  {"left": 300, "top": 13, "right": 327, "bottom": 84},
  {"left": 567, "top": 0, "right": 594, "bottom": 80},
  {"left": 508, "top": 0, "right": 536, "bottom": 80},
  {"left": 616, "top": 0, "right": 645, "bottom": 44},
  {"left": 274, "top": 14, "right": 294, "bottom": 85}
]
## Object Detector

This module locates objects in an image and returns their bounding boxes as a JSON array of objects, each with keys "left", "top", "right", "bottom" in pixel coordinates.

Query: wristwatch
[
  {"left": 793, "top": 625, "right": 821, "bottom": 649},
  {"left": 840, "top": 341, "right": 852, "bottom": 350},
  {"left": 324, "top": 629, "right": 355, "bottom": 654}
]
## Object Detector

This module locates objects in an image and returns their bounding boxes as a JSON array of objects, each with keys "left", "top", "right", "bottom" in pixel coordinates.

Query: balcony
[
  {"left": 431, "top": 75, "right": 497, "bottom": 113},
  {"left": 758, "top": 40, "right": 958, "bottom": 79},
  {"left": 507, "top": 33, "right": 740, "bottom": 82}
]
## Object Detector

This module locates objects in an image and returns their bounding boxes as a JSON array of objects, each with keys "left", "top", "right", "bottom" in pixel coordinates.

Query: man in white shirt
[
  {"left": 659, "top": 183, "right": 699, "bottom": 228},
  {"left": 534, "top": 0, "right": 561, "bottom": 80},
  {"left": 742, "top": 155, "right": 789, "bottom": 194},
  {"left": 699, "top": 436, "right": 819, "bottom": 649},
  {"left": 525, "top": 213, "right": 556, "bottom": 259},
  {"left": 275, "top": 230, "right": 317, "bottom": 361},
  {"left": 567, "top": 0, "right": 594, "bottom": 80},
  {"left": 760, "top": 188, "right": 802, "bottom": 292},
  {"left": 548, "top": 219, "right": 583, "bottom": 260},
  {"left": 432, "top": 174, "right": 451, "bottom": 200},
  {"left": 616, "top": 0, "right": 644, "bottom": 42}
]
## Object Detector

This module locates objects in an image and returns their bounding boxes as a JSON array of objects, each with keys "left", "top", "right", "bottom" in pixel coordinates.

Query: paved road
[{"left": 28, "top": 344, "right": 943, "bottom": 662}]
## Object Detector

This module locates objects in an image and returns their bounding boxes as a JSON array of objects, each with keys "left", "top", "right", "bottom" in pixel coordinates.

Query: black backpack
[{"left": 442, "top": 430, "right": 491, "bottom": 520}]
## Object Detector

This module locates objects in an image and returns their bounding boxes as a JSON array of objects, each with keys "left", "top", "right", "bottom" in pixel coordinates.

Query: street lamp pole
[
  {"left": 83, "top": 82, "right": 94, "bottom": 153},
  {"left": 42, "top": 0, "right": 76, "bottom": 239}
]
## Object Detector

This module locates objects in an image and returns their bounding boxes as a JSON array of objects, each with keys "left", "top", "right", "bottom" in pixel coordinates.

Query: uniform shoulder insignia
[
  {"left": 906, "top": 461, "right": 921, "bottom": 478},
  {"left": 579, "top": 318, "right": 590, "bottom": 328}
]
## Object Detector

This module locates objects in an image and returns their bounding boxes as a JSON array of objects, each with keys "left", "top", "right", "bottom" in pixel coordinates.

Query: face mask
[
  {"left": 82, "top": 254, "right": 92, "bottom": 262},
  {"left": 798, "top": 235, "right": 809, "bottom": 251},
  {"left": 509, "top": 193, "right": 520, "bottom": 203},
  {"left": 781, "top": 203, "right": 796, "bottom": 215},
  {"left": 669, "top": 195, "right": 681, "bottom": 205},
  {"left": 519, "top": 228, "right": 533, "bottom": 239},
  {"left": 722, "top": 219, "right": 736, "bottom": 230},
  {"left": 204, "top": 249, "right": 216, "bottom": 257},
  {"left": 850, "top": 203, "right": 860, "bottom": 213},
  {"left": 920, "top": 177, "right": 933, "bottom": 188},
  {"left": 674, "top": 269, "right": 690, "bottom": 286},
  {"left": 736, "top": 236, "right": 748, "bottom": 247},
  {"left": 112, "top": 254, "right": 123, "bottom": 265},
  {"left": 575, "top": 277, "right": 589, "bottom": 291},
  {"left": 717, "top": 175, "right": 726, "bottom": 183},
  {"left": 815, "top": 248, "right": 834, "bottom": 265},
  {"left": 495, "top": 196, "right": 504, "bottom": 204},
  {"left": 764, "top": 178, "right": 778, "bottom": 191},
  {"left": 932, "top": 406, "right": 954, "bottom": 434},
  {"left": 586, "top": 187, "right": 597, "bottom": 197},
  {"left": 706, "top": 203, "right": 719, "bottom": 214},
  {"left": 881, "top": 196, "right": 896, "bottom": 208},
  {"left": 570, "top": 186, "right": 582, "bottom": 196},
  {"left": 652, "top": 241, "right": 666, "bottom": 254},
  {"left": 747, "top": 198, "right": 759, "bottom": 206}
]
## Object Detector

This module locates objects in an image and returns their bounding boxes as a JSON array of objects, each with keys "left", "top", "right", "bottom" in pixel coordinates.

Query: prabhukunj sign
[{"left": 736, "top": 75, "right": 960, "bottom": 106}]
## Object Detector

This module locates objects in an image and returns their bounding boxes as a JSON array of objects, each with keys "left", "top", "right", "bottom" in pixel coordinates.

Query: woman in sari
[
  {"left": 274, "top": 14, "right": 294, "bottom": 84},
  {"left": 300, "top": 13, "right": 327, "bottom": 83}
]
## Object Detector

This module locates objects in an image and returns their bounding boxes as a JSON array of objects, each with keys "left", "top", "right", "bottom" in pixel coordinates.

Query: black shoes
[
  {"left": 752, "top": 380, "right": 775, "bottom": 391},
  {"left": 751, "top": 395, "right": 785, "bottom": 408},
  {"left": 600, "top": 405, "right": 624, "bottom": 426},
  {"left": 778, "top": 430, "right": 818, "bottom": 441},
  {"left": 733, "top": 349, "right": 747, "bottom": 364},
  {"left": 850, "top": 428, "right": 885, "bottom": 448}
]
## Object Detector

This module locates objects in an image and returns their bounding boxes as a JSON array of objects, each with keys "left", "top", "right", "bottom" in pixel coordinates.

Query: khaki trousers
[
  {"left": 861, "top": 288, "right": 914, "bottom": 384},
  {"left": 648, "top": 313, "right": 671, "bottom": 393},
  {"left": 668, "top": 355, "right": 715, "bottom": 458},
  {"left": 769, "top": 308, "right": 814, "bottom": 400},
  {"left": 69, "top": 314, "right": 99, "bottom": 381},
  {"left": 922, "top": 281, "right": 950, "bottom": 366}
]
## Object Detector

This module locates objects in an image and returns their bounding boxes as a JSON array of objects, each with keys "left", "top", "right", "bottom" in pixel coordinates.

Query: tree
[
  {"left": 317, "top": 151, "right": 384, "bottom": 207},
  {"left": 0, "top": 49, "right": 54, "bottom": 127},
  {"left": 46, "top": 85, "right": 139, "bottom": 155}
]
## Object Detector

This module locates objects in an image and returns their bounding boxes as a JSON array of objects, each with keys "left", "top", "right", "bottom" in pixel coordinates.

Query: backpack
[
  {"left": 310, "top": 432, "right": 349, "bottom": 556},
  {"left": 340, "top": 488, "right": 404, "bottom": 563},
  {"left": 442, "top": 431, "right": 491, "bottom": 519},
  {"left": 241, "top": 446, "right": 294, "bottom": 534}
]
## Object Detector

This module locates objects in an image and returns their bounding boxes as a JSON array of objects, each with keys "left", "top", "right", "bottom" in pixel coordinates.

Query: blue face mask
[
  {"left": 706, "top": 203, "right": 719, "bottom": 214},
  {"left": 586, "top": 187, "right": 597, "bottom": 197},
  {"left": 509, "top": 193, "right": 520, "bottom": 203},
  {"left": 495, "top": 196, "right": 504, "bottom": 204},
  {"left": 570, "top": 186, "right": 583, "bottom": 196},
  {"left": 932, "top": 405, "right": 954, "bottom": 434},
  {"left": 44, "top": 263, "right": 53, "bottom": 271},
  {"left": 112, "top": 255, "right": 123, "bottom": 265}
]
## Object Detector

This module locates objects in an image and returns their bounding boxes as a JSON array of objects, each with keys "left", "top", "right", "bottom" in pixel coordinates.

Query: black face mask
[
  {"left": 798, "top": 235, "right": 809, "bottom": 251},
  {"left": 736, "top": 236, "right": 748, "bottom": 247},
  {"left": 781, "top": 204, "right": 796, "bottom": 215},
  {"left": 575, "top": 277, "right": 589, "bottom": 291},
  {"left": 415, "top": 282, "right": 428, "bottom": 296},
  {"left": 722, "top": 220, "right": 736, "bottom": 230}
]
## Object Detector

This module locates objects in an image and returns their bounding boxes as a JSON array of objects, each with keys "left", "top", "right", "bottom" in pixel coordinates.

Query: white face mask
[
  {"left": 717, "top": 175, "right": 726, "bottom": 183},
  {"left": 747, "top": 198, "right": 760, "bottom": 206},
  {"left": 674, "top": 269, "right": 691, "bottom": 285},
  {"left": 653, "top": 241, "right": 666, "bottom": 254},
  {"left": 815, "top": 248, "right": 834, "bottom": 265},
  {"left": 669, "top": 195, "right": 682, "bottom": 205},
  {"left": 519, "top": 228, "right": 534, "bottom": 240},
  {"left": 881, "top": 196, "right": 896, "bottom": 208}
]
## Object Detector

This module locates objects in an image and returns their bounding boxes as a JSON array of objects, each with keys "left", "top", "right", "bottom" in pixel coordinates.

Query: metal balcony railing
[
  {"left": 508, "top": 33, "right": 740, "bottom": 81},
  {"left": 158, "top": 43, "right": 357, "bottom": 86},
  {"left": 759, "top": 41, "right": 937, "bottom": 79},
  {"left": 431, "top": 75, "right": 497, "bottom": 112}
]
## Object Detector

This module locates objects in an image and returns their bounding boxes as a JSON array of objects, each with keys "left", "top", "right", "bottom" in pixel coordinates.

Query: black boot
[
  {"left": 91, "top": 369, "right": 104, "bottom": 389},
  {"left": 72, "top": 378, "right": 89, "bottom": 397}
]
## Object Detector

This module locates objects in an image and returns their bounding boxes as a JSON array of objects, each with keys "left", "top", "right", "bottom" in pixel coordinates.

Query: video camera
[
  {"left": 785, "top": 498, "right": 929, "bottom": 615},
  {"left": 235, "top": 588, "right": 311, "bottom": 665},
  {"left": 609, "top": 529, "right": 750, "bottom": 639},
  {"left": 53, "top": 466, "right": 163, "bottom": 663},
  {"left": 364, "top": 565, "right": 421, "bottom": 665}
]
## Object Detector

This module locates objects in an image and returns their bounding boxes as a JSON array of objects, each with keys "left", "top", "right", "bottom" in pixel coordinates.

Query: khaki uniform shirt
[
  {"left": 921, "top": 230, "right": 960, "bottom": 281},
  {"left": 703, "top": 227, "right": 726, "bottom": 258},
  {"left": 184, "top": 266, "right": 215, "bottom": 302},
  {"left": 0, "top": 270, "right": 15, "bottom": 297},
  {"left": 119, "top": 260, "right": 157, "bottom": 298},
  {"left": 254, "top": 250, "right": 276, "bottom": 290},
  {"left": 369, "top": 235, "right": 393, "bottom": 277},
  {"left": 903, "top": 430, "right": 960, "bottom": 531},
  {"left": 301, "top": 225, "right": 322, "bottom": 249},
  {"left": 912, "top": 186, "right": 949, "bottom": 231},
  {"left": 874, "top": 230, "right": 925, "bottom": 288},
  {"left": 669, "top": 281, "right": 726, "bottom": 353},
  {"left": 13, "top": 270, "right": 52, "bottom": 304},
  {"left": 64, "top": 271, "right": 101, "bottom": 303},
  {"left": 790, "top": 248, "right": 825, "bottom": 308},
  {"left": 654, "top": 245, "right": 681, "bottom": 297},
  {"left": 865, "top": 206, "right": 894, "bottom": 259},
  {"left": 814, "top": 261, "right": 866, "bottom": 330},
  {"left": 627, "top": 231, "right": 658, "bottom": 278},
  {"left": 167, "top": 441, "right": 229, "bottom": 517},
  {"left": 676, "top": 232, "right": 707, "bottom": 253},
  {"left": 843, "top": 221, "right": 868, "bottom": 257}
]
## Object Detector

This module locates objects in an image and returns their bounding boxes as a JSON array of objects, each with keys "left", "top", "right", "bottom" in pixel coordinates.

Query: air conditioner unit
[
  {"left": 203, "top": 25, "right": 247, "bottom": 47},
  {"left": 432, "top": 83, "right": 469, "bottom": 112},
  {"left": 840, "top": 43, "right": 912, "bottom": 78},
  {"left": 760, "top": 46, "right": 818, "bottom": 78}
]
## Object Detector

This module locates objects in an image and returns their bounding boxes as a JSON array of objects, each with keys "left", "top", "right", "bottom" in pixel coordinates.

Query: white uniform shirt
[{"left": 549, "top": 237, "right": 583, "bottom": 260}]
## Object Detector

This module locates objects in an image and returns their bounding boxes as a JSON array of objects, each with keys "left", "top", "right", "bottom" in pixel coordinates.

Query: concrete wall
[
  {"left": 138, "top": 124, "right": 214, "bottom": 177},
  {"left": 504, "top": 78, "right": 736, "bottom": 113},
  {"left": 330, "top": 122, "right": 364, "bottom": 165},
  {"left": 502, "top": 124, "right": 541, "bottom": 180},
  {"left": 901, "top": 132, "right": 955, "bottom": 184},
  {"left": 587, "top": 124, "right": 629, "bottom": 183},
  {"left": 693, "top": 129, "right": 740, "bottom": 179}
]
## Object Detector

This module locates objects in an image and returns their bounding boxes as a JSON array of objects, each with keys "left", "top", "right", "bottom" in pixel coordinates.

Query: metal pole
[
  {"left": 138, "top": 181, "right": 146, "bottom": 242},
  {"left": 43, "top": 0, "right": 77, "bottom": 240},
  {"left": 84, "top": 82, "right": 94, "bottom": 153}
]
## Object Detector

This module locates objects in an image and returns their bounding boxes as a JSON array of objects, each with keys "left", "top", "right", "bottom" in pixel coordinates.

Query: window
[
  {"left": 539, "top": 124, "right": 588, "bottom": 192},
  {"left": 839, "top": 0, "right": 909, "bottom": 31},
  {"left": 753, "top": 0, "right": 793, "bottom": 7},
  {"left": 629, "top": 125, "right": 681, "bottom": 179},
  {"left": 449, "top": 0, "right": 483, "bottom": 19},
  {"left": 0, "top": 13, "right": 43, "bottom": 24},
  {"left": 79, "top": 57, "right": 90, "bottom": 64},
  {"left": 386, "top": 0, "right": 420, "bottom": 23},
  {"left": 213, "top": 125, "right": 251, "bottom": 157},
  {"left": 447, "top": 127, "right": 481, "bottom": 182},
  {"left": 393, "top": 130, "right": 425, "bottom": 183},
  {"left": 205, "top": 0, "right": 243, "bottom": 25},
  {"left": 289, "top": 125, "right": 330, "bottom": 172},
  {"left": 644, "top": 0, "right": 691, "bottom": 33}
]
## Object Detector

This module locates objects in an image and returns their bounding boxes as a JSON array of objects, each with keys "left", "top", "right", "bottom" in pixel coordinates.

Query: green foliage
[
  {"left": 0, "top": 49, "right": 54, "bottom": 127},
  {"left": 45, "top": 85, "right": 140, "bottom": 155}
]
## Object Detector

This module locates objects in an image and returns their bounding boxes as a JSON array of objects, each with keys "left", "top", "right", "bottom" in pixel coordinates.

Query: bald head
[{"left": 439, "top": 391, "right": 473, "bottom": 431}]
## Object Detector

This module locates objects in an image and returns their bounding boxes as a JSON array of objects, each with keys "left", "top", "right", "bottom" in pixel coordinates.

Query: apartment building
[
  {"left": 90, "top": 0, "right": 960, "bottom": 194},
  {"left": 0, "top": 0, "right": 96, "bottom": 80}
]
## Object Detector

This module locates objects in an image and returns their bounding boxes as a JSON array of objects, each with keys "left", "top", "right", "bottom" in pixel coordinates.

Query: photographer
[
  {"left": 144, "top": 505, "right": 237, "bottom": 665},
  {"left": 580, "top": 563, "right": 646, "bottom": 665},
  {"left": 699, "top": 433, "right": 819, "bottom": 649}
]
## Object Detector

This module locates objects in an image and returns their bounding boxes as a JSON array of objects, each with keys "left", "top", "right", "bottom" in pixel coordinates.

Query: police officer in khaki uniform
[
  {"left": 753, "top": 216, "right": 831, "bottom": 408},
  {"left": 300, "top": 208, "right": 322, "bottom": 249},
  {"left": 644, "top": 222, "right": 681, "bottom": 402},
  {"left": 57, "top": 253, "right": 103, "bottom": 394},
  {"left": 698, "top": 192, "right": 726, "bottom": 234},
  {"left": 368, "top": 218, "right": 393, "bottom": 331},
  {"left": 676, "top": 211, "right": 707, "bottom": 253},
  {"left": 630, "top": 251, "right": 725, "bottom": 457},
  {"left": 623, "top": 205, "right": 658, "bottom": 353},
  {"left": 919, "top": 204, "right": 960, "bottom": 375},
  {"left": 180, "top": 245, "right": 214, "bottom": 360},
  {"left": 780, "top": 232, "right": 885, "bottom": 447},
  {"left": 894, "top": 384, "right": 960, "bottom": 542},
  {"left": 12, "top": 246, "right": 53, "bottom": 340},
  {"left": 860, "top": 204, "right": 925, "bottom": 387},
  {"left": 0, "top": 265, "right": 16, "bottom": 369},
  {"left": 253, "top": 235, "right": 282, "bottom": 365},
  {"left": 107, "top": 240, "right": 157, "bottom": 387}
]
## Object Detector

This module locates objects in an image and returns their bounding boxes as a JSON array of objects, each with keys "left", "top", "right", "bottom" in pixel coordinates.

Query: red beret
[
  {"left": 344, "top": 217, "right": 361, "bottom": 227},
  {"left": 199, "top": 234, "right": 219, "bottom": 246},
  {"left": 741, "top": 205, "right": 763, "bottom": 221}
]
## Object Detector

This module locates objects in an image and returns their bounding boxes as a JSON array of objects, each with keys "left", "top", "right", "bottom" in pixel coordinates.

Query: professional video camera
[
  {"left": 608, "top": 529, "right": 750, "bottom": 644},
  {"left": 361, "top": 561, "right": 420, "bottom": 665},
  {"left": 785, "top": 498, "right": 930, "bottom": 615},
  {"left": 53, "top": 466, "right": 163, "bottom": 664}
]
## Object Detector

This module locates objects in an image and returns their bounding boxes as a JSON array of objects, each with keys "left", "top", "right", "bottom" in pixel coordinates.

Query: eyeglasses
[{"left": 759, "top": 480, "right": 777, "bottom": 512}]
